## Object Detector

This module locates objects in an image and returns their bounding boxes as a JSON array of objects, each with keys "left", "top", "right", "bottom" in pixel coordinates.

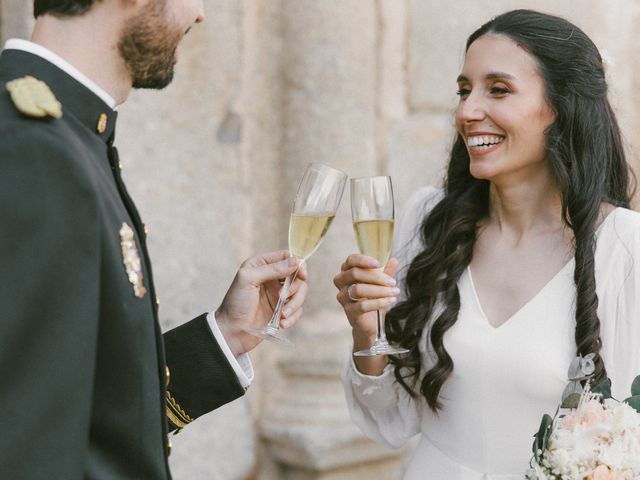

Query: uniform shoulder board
[{"left": 6, "top": 75, "right": 62, "bottom": 119}]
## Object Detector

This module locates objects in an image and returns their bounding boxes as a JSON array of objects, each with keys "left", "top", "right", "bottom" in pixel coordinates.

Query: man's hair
[{"left": 33, "top": 0, "right": 97, "bottom": 18}]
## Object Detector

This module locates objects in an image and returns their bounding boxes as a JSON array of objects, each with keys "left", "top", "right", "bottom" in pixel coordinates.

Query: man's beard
[{"left": 117, "top": 1, "right": 182, "bottom": 89}]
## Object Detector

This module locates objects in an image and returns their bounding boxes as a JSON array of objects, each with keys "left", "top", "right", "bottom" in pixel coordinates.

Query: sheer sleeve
[
  {"left": 596, "top": 208, "right": 640, "bottom": 401},
  {"left": 341, "top": 355, "right": 422, "bottom": 449},
  {"left": 341, "top": 185, "right": 442, "bottom": 449}
]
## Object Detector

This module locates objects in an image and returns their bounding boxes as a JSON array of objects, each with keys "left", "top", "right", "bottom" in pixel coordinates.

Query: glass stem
[
  {"left": 266, "top": 266, "right": 300, "bottom": 330},
  {"left": 375, "top": 309, "right": 387, "bottom": 344}
]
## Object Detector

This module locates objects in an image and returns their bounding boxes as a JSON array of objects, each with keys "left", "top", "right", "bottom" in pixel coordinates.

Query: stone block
[
  {"left": 379, "top": 0, "right": 409, "bottom": 121},
  {"left": 169, "top": 399, "right": 255, "bottom": 479},
  {"left": 386, "top": 112, "right": 453, "bottom": 209},
  {"left": 118, "top": 1, "right": 257, "bottom": 478},
  {"left": 0, "top": 0, "right": 33, "bottom": 43},
  {"left": 407, "top": 0, "right": 605, "bottom": 111}
]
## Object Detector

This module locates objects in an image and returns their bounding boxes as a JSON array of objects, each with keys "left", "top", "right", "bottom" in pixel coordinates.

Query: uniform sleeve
[
  {"left": 341, "top": 186, "right": 441, "bottom": 449},
  {"left": 0, "top": 126, "right": 101, "bottom": 477},
  {"left": 163, "top": 314, "right": 246, "bottom": 432},
  {"left": 598, "top": 213, "right": 640, "bottom": 401}
]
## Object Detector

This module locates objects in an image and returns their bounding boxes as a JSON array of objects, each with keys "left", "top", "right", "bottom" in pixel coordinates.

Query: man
[{"left": 0, "top": 0, "right": 308, "bottom": 478}]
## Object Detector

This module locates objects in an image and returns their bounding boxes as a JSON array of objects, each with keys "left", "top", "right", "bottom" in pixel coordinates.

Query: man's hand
[{"left": 215, "top": 250, "right": 308, "bottom": 356}]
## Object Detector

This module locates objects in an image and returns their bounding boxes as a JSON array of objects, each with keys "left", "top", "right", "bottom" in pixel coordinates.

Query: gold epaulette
[
  {"left": 166, "top": 391, "right": 193, "bottom": 433},
  {"left": 6, "top": 75, "right": 62, "bottom": 119}
]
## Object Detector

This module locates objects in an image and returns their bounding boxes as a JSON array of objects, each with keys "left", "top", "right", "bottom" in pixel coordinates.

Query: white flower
[
  {"left": 528, "top": 369, "right": 640, "bottom": 478},
  {"left": 528, "top": 463, "right": 549, "bottom": 480},
  {"left": 599, "top": 440, "right": 625, "bottom": 468},
  {"left": 600, "top": 48, "right": 615, "bottom": 73}
]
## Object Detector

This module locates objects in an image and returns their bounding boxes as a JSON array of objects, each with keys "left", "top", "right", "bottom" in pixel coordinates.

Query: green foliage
[
  {"left": 631, "top": 375, "right": 640, "bottom": 396},
  {"left": 567, "top": 353, "right": 596, "bottom": 381},
  {"left": 532, "top": 414, "right": 553, "bottom": 462},
  {"left": 591, "top": 378, "right": 612, "bottom": 399},
  {"left": 623, "top": 395, "right": 640, "bottom": 413}
]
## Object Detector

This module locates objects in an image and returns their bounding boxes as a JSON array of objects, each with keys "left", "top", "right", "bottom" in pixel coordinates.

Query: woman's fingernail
[
  {"left": 386, "top": 278, "right": 397, "bottom": 286},
  {"left": 288, "top": 257, "right": 298, "bottom": 267},
  {"left": 368, "top": 259, "right": 380, "bottom": 268},
  {"left": 391, "top": 287, "right": 400, "bottom": 295},
  {"left": 282, "top": 308, "right": 291, "bottom": 317},
  {"left": 388, "top": 297, "right": 398, "bottom": 304}
]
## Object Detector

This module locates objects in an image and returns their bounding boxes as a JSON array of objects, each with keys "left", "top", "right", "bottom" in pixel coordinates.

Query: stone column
[
  {"left": 0, "top": 0, "right": 33, "bottom": 43},
  {"left": 629, "top": 2, "right": 640, "bottom": 184},
  {"left": 119, "top": 1, "right": 257, "bottom": 478},
  {"left": 257, "top": 1, "right": 410, "bottom": 478},
  {"left": 570, "top": 0, "right": 640, "bottom": 187}
]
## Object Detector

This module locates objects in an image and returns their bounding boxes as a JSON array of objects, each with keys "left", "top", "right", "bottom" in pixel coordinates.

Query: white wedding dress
[{"left": 342, "top": 187, "right": 640, "bottom": 479}]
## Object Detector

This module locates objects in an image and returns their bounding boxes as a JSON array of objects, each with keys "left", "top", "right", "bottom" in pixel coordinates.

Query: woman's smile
[{"left": 465, "top": 133, "right": 505, "bottom": 155}]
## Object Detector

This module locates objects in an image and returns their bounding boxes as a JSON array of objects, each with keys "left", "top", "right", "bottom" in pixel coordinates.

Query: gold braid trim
[
  {"left": 166, "top": 407, "right": 188, "bottom": 431},
  {"left": 166, "top": 391, "right": 193, "bottom": 431}
]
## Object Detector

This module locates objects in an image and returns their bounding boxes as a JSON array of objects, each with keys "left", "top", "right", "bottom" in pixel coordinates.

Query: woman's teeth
[{"left": 467, "top": 135, "right": 504, "bottom": 149}]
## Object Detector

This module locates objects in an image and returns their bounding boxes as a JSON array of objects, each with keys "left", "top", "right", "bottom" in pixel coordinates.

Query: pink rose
[
  {"left": 560, "top": 411, "right": 578, "bottom": 431},
  {"left": 589, "top": 465, "right": 633, "bottom": 480},
  {"left": 591, "top": 465, "right": 614, "bottom": 480},
  {"left": 579, "top": 400, "right": 607, "bottom": 427}
]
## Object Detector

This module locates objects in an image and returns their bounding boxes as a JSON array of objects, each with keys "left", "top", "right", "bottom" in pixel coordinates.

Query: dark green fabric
[{"left": 0, "top": 49, "right": 244, "bottom": 479}]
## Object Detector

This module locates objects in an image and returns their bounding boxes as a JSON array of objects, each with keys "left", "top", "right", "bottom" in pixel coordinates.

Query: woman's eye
[
  {"left": 456, "top": 88, "right": 471, "bottom": 97},
  {"left": 490, "top": 86, "right": 510, "bottom": 95}
]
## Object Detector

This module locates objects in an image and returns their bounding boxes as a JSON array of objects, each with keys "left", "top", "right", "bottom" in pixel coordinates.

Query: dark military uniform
[{"left": 0, "top": 49, "right": 245, "bottom": 479}]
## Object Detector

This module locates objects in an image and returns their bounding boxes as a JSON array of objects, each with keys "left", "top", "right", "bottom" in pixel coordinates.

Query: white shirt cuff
[{"left": 206, "top": 312, "right": 254, "bottom": 389}]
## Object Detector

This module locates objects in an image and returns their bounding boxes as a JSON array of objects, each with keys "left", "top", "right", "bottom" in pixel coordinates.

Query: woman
[{"left": 334, "top": 10, "right": 640, "bottom": 479}]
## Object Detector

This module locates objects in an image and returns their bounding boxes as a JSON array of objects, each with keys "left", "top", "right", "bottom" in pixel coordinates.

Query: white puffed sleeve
[
  {"left": 596, "top": 208, "right": 640, "bottom": 401},
  {"left": 341, "top": 355, "right": 422, "bottom": 449},
  {"left": 341, "top": 185, "right": 443, "bottom": 449}
]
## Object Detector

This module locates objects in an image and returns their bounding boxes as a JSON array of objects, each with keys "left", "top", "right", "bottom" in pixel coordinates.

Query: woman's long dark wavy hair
[{"left": 386, "top": 9, "right": 635, "bottom": 411}]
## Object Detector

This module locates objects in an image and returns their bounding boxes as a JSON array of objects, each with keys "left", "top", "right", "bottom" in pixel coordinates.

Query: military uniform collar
[
  {"left": 4, "top": 39, "right": 116, "bottom": 109},
  {"left": 0, "top": 48, "right": 117, "bottom": 143}
]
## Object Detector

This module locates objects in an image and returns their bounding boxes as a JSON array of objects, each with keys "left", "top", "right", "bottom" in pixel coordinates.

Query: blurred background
[{"left": 2, "top": 0, "right": 639, "bottom": 478}]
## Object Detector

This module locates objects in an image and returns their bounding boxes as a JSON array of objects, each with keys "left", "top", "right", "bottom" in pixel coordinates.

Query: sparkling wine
[
  {"left": 353, "top": 219, "right": 394, "bottom": 268},
  {"left": 288, "top": 214, "right": 335, "bottom": 260}
]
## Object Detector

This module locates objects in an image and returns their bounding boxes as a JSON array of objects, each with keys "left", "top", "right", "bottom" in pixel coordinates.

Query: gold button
[
  {"left": 167, "top": 440, "right": 172, "bottom": 456},
  {"left": 118, "top": 161, "right": 123, "bottom": 170},
  {"left": 144, "top": 224, "right": 149, "bottom": 236},
  {"left": 156, "top": 296, "right": 160, "bottom": 310},
  {"left": 97, "top": 113, "right": 108, "bottom": 134},
  {"left": 165, "top": 366, "right": 170, "bottom": 386}
]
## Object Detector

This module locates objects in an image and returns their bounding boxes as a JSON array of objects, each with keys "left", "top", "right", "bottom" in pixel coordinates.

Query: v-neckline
[
  {"left": 466, "top": 207, "right": 619, "bottom": 330},
  {"left": 467, "top": 258, "right": 574, "bottom": 329}
]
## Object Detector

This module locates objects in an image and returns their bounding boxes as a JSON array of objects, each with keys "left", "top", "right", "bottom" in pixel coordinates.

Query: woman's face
[{"left": 454, "top": 34, "right": 555, "bottom": 184}]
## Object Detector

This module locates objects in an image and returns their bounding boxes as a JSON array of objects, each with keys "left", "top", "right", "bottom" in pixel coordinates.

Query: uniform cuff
[{"left": 206, "top": 311, "right": 254, "bottom": 389}]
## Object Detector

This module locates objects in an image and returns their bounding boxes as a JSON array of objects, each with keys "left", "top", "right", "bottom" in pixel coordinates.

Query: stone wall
[{"left": 2, "top": 1, "right": 639, "bottom": 478}]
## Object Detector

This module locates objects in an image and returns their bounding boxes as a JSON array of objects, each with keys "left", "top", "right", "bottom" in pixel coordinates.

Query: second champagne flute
[
  {"left": 245, "top": 163, "right": 347, "bottom": 347},
  {"left": 351, "top": 176, "right": 409, "bottom": 356}
]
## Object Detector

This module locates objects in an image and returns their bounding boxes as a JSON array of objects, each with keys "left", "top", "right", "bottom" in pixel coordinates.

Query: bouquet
[{"left": 526, "top": 354, "right": 640, "bottom": 479}]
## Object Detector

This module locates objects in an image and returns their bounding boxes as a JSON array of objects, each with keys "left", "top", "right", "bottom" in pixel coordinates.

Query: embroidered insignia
[
  {"left": 6, "top": 76, "right": 63, "bottom": 119},
  {"left": 119, "top": 223, "right": 147, "bottom": 298}
]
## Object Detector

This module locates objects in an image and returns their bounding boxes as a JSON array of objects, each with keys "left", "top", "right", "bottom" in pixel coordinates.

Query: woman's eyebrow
[{"left": 456, "top": 72, "right": 517, "bottom": 83}]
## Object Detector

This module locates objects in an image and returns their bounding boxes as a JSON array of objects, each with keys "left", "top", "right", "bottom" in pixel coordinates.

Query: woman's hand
[{"left": 333, "top": 254, "right": 400, "bottom": 375}]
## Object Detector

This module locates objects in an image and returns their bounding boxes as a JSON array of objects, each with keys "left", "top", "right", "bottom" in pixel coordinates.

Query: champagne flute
[
  {"left": 351, "top": 176, "right": 409, "bottom": 356},
  {"left": 245, "top": 163, "right": 347, "bottom": 347}
]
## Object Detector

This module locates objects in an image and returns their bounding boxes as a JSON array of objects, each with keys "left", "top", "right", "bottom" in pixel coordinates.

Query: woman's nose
[{"left": 456, "top": 93, "right": 486, "bottom": 124}]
